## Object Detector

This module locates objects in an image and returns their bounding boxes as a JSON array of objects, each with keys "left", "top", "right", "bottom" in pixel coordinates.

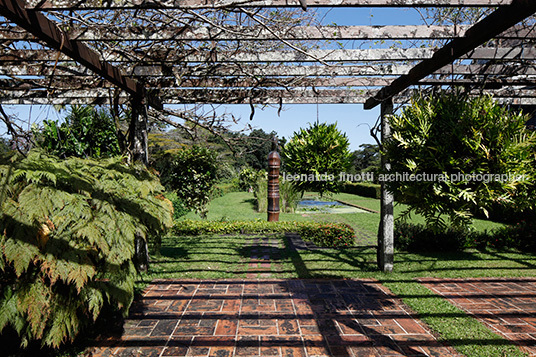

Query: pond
[{"left": 296, "top": 199, "right": 370, "bottom": 214}]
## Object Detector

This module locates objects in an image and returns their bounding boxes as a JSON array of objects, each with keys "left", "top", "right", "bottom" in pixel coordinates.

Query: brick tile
[
  {"left": 396, "top": 317, "right": 427, "bottom": 334},
  {"left": 221, "top": 299, "right": 241, "bottom": 312},
  {"left": 278, "top": 319, "right": 300, "bottom": 335},
  {"left": 114, "top": 346, "right": 164, "bottom": 357},
  {"left": 214, "top": 319, "right": 238, "bottom": 336},
  {"left": 238, "top": 325, "right": 279, "bottom": 335},
  {"left": 163, "top": 338, "right": 192, "bottom": 357},
  {"left": 150, "top": 320, "right": 178, "bottom": 336},
  {"left": 303, "top": 335, "right": 330, "bottom": 356},
  {"left": 235, "top": 336, "right": 259, "bottom": 356},
  {"left": 209, "top": 346, "right": 235, "bottom": 357}
]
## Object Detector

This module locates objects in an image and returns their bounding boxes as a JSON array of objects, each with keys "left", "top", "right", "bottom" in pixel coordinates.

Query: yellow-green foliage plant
[
  {"left": 385, "top": 90, "right": 536, "bottom": 229},
  {"left": 0, "top": 150, "right": 173, "bottom": 348}
]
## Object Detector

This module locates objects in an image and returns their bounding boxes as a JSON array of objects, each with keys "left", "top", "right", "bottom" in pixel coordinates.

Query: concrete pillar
[{"left": 378, "top": 99, "right": 394, "bottom": 273}]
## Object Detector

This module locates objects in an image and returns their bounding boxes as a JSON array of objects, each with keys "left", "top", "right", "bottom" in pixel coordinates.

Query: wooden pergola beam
[
  {"left": 1, "top": 24, "right": 472, "bottom": 41},
  {"left": 27, "top": 0, "right": 512, "bottom": 10},
  {"left": 3, "top": 87, "right": 536, "bottom": 104},
  {"left": 4, "top": 75, "right": 536, "bottom": 91},
  {"left": 0, "top": 0, "right": 162, "bottom": 109},
  {"left": 5, "top": 62, "right": 535, "bottom": 78},
  {"left": 4, "top": 47, "right": 536, "bottom": 63},
  {"left": 364, "top": 0, "right": 536, "bottom": 109},
  {"left": 3, "top": 24, "right": 532, "bottom": 42},
  {"left": 4, "top": 95, "right": 535, "bottom": 105}
]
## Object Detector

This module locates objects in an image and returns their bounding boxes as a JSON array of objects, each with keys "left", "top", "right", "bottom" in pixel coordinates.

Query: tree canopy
[{"left": 282, "top": 122, "right": 352, "bottom": 196}]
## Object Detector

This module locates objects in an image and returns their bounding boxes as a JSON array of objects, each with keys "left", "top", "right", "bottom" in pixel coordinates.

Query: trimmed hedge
[
  {"left": 173, "top": 219, "right": 355, "bottom": 248},
  {"left": 395, "top": 220, "right": 536, "bottom": 252},
  {"left": 394, "top": 221, "right": 470, "bottom": 252},
  {"left": 341, "top": 182, "right": 381, "bottom": 199}
]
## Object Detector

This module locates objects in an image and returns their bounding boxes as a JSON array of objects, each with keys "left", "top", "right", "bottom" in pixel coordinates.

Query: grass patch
[{"left": 144, "top": 235, "right": 250, "bottom": 280}]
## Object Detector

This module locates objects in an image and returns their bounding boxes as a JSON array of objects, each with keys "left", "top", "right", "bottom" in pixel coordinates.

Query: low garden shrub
[
  {"left": 173, "top": 219, "right": 355, "bottom": 248},
  {"left": 394, "top": 221, "right": 471, "bottom": 252},
  {"left": 341, "top": 182, "right": 381, "bottom": 199},
  {"left": 395, "top": 220, "right": 536, "bottom": 252},
  {"left": 164, "top": 192, "right": 190, "bottom": 220},
  {"left": 0, "top": 151, "right": 173, "bottom": 348}
]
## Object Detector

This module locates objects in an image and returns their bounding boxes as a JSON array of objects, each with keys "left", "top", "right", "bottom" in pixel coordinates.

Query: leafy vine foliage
[
  {"left": 384, "top": 91, "right": 536, "bottom": 229},
  {"left": 0, "top": 150, "right": 173, "bottom": 348}
]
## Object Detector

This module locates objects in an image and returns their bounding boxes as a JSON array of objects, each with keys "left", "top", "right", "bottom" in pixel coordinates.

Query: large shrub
[
  {"left": 155, "top": 146, "right": 219, "bottom": 218},
  {"left": 385, "top": 91, "right": 536, "bottom": 229},
  {"left": 0, "top": 151, "right": 173, "bottom": 348},
  {"left": 173, "top": 219, "right": 355, "bottom": 248},
  {"left": 282, "top": 122, "right": 352, "bottom": 196}
]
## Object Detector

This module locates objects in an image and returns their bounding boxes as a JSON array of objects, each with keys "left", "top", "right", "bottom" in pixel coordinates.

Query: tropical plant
[
  {"left": 384, "top": 90, "right": 536, "bottom": 229},
  {"left": 0, "top": 150, "right": 173, "bottom": 348},
  {"left": 37, "top": 105, "right": 121, "bottom": 159},
  {"left": 155, "top": 146, "right": 219, "bottom": 218},
  {"left": 282, "top": 122, "right": 352, "bottom": 196},
  {"left": 253, "top": 173, "right": 301, "bottom": 213}
]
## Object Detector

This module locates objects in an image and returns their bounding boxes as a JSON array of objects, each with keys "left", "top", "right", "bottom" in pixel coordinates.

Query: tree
[
  {"left": 37, "top": 105, "right": 121, "bottom": 159},
  {"left": 282, "top": 122, "right": 352, "bottom": 196},
  {"left": 352, "top": 144, "right": 380, "bottom": 181},
  {"left": 242, "top": 129, "right": 285, "bottom": 171},
  {"left": 384, "top": 90, "right": 536, "bottom": 229},
  {"left": 155, "top": 146, "right": 219, "bottom": 218}
]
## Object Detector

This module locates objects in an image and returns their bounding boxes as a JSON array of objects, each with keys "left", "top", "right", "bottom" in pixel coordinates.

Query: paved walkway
[
  {"left": 88, "top": 279, "right": 459, "bottom": 357},
  {"left": 246, "top": 236, "right": 282, "bottom": 279},
  {"left": 420, "top": 277, "right": 536, "bottom": 356}
]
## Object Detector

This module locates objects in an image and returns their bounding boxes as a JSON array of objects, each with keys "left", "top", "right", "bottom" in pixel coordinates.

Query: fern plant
[{"left": 0, "top": 150, "right": 173, "bottom": 348}]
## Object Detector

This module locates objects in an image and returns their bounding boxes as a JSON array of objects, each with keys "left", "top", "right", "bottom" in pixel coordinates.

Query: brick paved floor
[
  {"left": 246, "top": 236, "right": 282, "bottom": 279},
  {"left": 88, "top": 279, "right": 459, "bottom": 357},
  {"left": 420, "top": 277, "right": 536, "bottom": 356}
]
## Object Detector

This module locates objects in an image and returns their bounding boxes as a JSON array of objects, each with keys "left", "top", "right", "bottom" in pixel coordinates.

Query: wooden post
[
  {"left": 378, "top": 98, "right": 394, "bottom": 273},
  {"left": 129, "top": 97, "right": 149, "bottom": 165},
  {"left": 129, "top": 97, "right": 149, "bottom": 272},
  {"left": 267, "top": 150, "right": 281, "bottom": 222}
]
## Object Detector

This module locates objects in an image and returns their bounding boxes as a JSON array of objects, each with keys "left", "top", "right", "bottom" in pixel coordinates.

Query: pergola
[{"left": 1, "top": 0, "right": 535, "bottom": 271}]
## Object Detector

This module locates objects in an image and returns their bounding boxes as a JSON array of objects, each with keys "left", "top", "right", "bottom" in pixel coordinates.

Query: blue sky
[{"left": 1, "top": 7, "right": 424, "bottom": 151}]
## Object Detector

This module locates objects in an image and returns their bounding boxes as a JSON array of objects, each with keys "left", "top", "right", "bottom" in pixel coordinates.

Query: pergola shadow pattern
[{"left": 88, "top": 279, "right": 460, "bottom": 357}]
